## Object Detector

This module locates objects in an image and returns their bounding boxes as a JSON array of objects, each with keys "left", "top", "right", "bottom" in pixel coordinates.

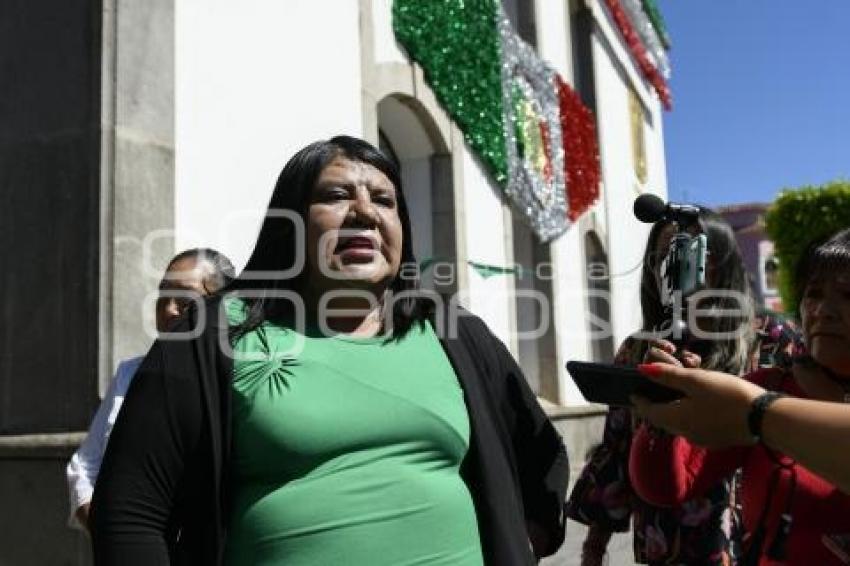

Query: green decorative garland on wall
[
  {"left": 393, "top": 0, "right": 508, "bottom": 183},
  {"left": 393, "top": 0, "right": 606, "bottom": 240}
]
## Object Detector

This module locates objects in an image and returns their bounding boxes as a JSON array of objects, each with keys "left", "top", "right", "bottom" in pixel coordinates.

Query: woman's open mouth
[{"left": 335, "top": 235, "right": 378, "bottom": 262}]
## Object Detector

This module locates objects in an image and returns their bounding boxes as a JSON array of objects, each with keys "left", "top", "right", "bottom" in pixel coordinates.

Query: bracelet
[{"left": 747, "top": 391, "right": 786, "bottom": 442}]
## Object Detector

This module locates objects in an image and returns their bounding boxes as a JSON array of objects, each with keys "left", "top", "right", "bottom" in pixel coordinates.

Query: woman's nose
[{"left": 348, "top": 191, "right": 379, "bottom": 225}]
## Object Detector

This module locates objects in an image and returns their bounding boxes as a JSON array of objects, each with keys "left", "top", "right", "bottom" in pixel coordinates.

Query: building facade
[
  {"left": 718, "top": 203, "right": 783, "bottom": 313},
  {"left": 1, "top": 1, "right": 670, "bottom": 563}
]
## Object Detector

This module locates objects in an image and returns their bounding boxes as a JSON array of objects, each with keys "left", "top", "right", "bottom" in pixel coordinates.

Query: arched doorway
[
  {"left": 511, "top": 215, "right": 559, "bottom": 401},
  {"left": 585, "top": 231, "right": 616, "bottom": 362},
  {"left": 377, "top": 94, "right": 457, "bottom": 300}
]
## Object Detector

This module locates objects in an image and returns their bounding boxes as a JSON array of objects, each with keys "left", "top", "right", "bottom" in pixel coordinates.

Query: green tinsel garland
[
  {"left": 393, "top": 0, "right": 508, "bottom": 184},
  {"left": 420, "top": 256, "right": 526, "bottom": 278},
  {"left": 641, "top": 0, "right": 671, "bottom": 48}
]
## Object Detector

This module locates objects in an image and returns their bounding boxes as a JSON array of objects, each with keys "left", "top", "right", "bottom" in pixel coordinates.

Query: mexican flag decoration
[
  {"left": 641, "top": 0, "right": 671, "bottom": 49},
  {"left": 393, "top": 0, "right": 601, "bottom": 242},
  {"left": 605, "top": 0, "right": 672, "bottom": 109}
]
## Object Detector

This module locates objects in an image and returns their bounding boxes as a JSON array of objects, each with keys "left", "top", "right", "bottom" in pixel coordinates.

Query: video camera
[{"left": 634, "top": 194, "right": 707, "bottom": 343}]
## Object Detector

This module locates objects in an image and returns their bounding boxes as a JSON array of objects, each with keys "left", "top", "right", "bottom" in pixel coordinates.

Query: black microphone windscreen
[{"left": 633, "top": 194, "right": 666, "bottom": 223}]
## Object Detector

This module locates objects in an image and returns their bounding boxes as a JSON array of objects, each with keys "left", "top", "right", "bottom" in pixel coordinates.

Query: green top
[{"left": 223, "top": 300, "right": 484, "bottom": 566}]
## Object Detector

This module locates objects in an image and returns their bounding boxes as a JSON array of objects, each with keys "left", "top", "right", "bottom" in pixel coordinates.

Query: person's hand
[
  {"left": 643, "top": 339, "right": 701, "bottom": 369},
  {"left": 630, "top": 363, "right": 765, "bottom": 448}
]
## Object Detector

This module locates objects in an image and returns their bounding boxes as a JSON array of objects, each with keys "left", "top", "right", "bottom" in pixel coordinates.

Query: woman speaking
[{"left": 90, "top": 136, "right": 569, "bottom": 566}]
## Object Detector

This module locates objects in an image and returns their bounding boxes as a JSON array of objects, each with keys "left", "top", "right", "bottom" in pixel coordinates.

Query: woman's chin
[{"left": 325, "top": 265, "right": 389, "bottom": 289}]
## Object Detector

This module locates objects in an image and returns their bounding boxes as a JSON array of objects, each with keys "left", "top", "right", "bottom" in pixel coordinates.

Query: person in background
[
  {"left": 567, "top": 209, "right": 756, "bottom": 566},
  {"left": 751, "top": 308, "right": 801, "bottom": 371},
  {"left": 66, "top": 248, "right": 235, "bottom": 532},
  {"left": 630, "top": 228, "right": 850, "bottom": 565}
]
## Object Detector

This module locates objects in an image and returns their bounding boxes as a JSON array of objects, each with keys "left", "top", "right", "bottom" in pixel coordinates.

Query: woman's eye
[{"left": 324, "top": 190, "right": 348, "bottom": 201}]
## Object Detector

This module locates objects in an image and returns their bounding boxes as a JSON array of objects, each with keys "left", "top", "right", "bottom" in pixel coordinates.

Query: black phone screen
[{"left": 566, "top": 361, "right": 684, "bottom": 406}]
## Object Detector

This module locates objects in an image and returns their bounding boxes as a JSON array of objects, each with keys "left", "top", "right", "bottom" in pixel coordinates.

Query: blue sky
[{"left": 657, "top": 0, "right": 850, "bottom": 206}]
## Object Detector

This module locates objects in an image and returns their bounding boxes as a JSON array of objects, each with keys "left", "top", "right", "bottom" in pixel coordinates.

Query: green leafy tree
[{"left": 764, "top": 180, "right": 850, "bottom": 314}]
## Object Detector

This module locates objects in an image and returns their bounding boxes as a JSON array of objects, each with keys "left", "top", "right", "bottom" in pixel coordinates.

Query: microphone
[{"left": 633, "top": 194, "right": 701, "bottom": 224}]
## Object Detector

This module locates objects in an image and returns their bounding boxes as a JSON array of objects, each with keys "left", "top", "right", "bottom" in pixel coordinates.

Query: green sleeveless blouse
[{"left": 223, "top": 300, "right": 484, "bottom": 566}]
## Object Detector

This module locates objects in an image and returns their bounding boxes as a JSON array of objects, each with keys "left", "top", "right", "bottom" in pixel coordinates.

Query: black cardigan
[{"left": 91, "top": 300, "right": 569, "bottom": 565}]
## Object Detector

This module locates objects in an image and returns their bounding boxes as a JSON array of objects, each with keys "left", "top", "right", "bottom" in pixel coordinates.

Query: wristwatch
[{"left": 747, "top": 391, "right": 785, "bottom": 442}]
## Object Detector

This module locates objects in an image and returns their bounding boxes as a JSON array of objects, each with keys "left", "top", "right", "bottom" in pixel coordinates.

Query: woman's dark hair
[
  {"left": 165, "top": 247, "right": 236, "bottom": 293},
  {"left": 793, "top": 227, "right": 850, "bottom": 307},
  {"left": 638, "top": 207, "right": 754, "bottom": 374},
  {"left": 229, "top": 135, "right": 427, "bottom": 338}
]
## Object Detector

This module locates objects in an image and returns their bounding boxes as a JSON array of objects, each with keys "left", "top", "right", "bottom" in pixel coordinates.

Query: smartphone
[
  {"left": 660, "top": 233, "right": 707, "bottom": 303},
  {"left": 678, "top": 233, "right": 707, "bottom": 298},
  {"left": 566, "top": 361, "right": 685, "bottom": 406}
]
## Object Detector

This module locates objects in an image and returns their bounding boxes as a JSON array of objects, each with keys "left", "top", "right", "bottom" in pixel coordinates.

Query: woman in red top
[{"left": 630, "top": 228, "right": 850, "bottom": 565}]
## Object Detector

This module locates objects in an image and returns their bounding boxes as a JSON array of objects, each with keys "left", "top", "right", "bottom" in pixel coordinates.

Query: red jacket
[{"left": 630, "top": 368, "right": 850, "bottom": 565}]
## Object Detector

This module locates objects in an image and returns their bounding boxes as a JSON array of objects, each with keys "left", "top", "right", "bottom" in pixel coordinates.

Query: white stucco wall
[
  {"left": 550, "top": 228, "right": 592, "bottom": 404},
  {"left": 457, "top": 146, "right": 515, "bottom": 346},
  {"left": 533, "top": 0, "right": 572, "bottom": 79},
  {"left": 372, "top": 0, "right": 409, "bottom": 65},
  {"left": 591, "top": 5, "right": 667, "bottom": 353},
  {"left": 535, "top": 0, "right": 591, "bottom": 403},
  {"left": 174, "top": 0, "right": 364, "bottom": 270},
  {"left": 645, "top": 103, "right": 669, "bottom": 204}
]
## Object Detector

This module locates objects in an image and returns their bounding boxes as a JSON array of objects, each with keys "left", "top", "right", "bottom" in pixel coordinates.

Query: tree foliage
[{"left": 764, "top": 180, "right": 850, "bottom": 314}]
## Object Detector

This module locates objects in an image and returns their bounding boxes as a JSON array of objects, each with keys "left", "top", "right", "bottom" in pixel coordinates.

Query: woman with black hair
[
  {"left": 630, "top": 228, "right": 850, "bottom": 565},
  {"left": 566, "top": 209, "right": 756, "bottom": 566},
  {"left": 90, "top": 136, "right": 568, "bottom": 566}
]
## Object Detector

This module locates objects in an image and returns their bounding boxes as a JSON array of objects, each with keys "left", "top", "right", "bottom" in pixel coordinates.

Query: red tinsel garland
[
  {"left": 556, "top": 76, "right": 601, "bottom": 221},
  {"left": 604, "top": 0, "right": 672, "bottom": 110}
]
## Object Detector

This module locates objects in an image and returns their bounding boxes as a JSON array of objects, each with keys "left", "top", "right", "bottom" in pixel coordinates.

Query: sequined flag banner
[
  {"left": 393, "top": 0, "right": 602, "bottom": 240},
  {"left": 557, "top": 76, "right": 601, "bottom": 221},
  {"left": 641, "top": 0, "right": 671, "bottom": 48},
  {"left": 393, "top": 0, "right": 508, "bottom": 183},
  {"left": 620, "top": 0, "right": 670, "bottom": 78},
  {"left": 603, "top": 0, "right": 672, "bottom": 109},
  {"left": 497, "top": 12, "right": 569, "bottom": 241}
]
